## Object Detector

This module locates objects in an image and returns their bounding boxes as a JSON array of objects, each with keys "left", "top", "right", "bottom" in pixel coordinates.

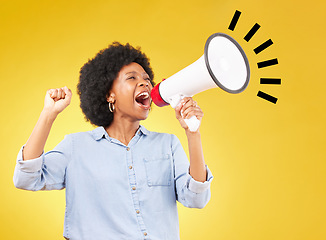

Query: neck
[{"left": 105, "top": 118, "right": 140, "bottom": 146}]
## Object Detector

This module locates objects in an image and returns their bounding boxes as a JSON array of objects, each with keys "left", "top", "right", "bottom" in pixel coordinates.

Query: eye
[{"left": 127, "top": 76, "right": 136, "bottom": 80}]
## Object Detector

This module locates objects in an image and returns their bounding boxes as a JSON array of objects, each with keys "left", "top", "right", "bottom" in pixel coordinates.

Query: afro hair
[{"left": 77, "top": 42, "right": 155, "bottom": 127}]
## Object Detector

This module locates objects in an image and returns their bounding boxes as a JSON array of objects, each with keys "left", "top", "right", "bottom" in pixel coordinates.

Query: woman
[{"left": 13, "top": 42, "right": 213, "bottom": 240}]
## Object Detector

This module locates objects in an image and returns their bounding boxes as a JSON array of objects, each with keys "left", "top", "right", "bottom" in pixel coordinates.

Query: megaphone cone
[{"left": 151, "top": 32, "right": 250, "bottom": 132}]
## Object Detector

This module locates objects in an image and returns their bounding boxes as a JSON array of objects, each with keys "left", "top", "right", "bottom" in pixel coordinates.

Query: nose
[{"left": 138, "top": 79, "right": 149, "bottom": 88}]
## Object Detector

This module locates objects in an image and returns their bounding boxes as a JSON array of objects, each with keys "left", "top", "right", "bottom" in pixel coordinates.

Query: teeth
[{"left": 137, "top": 92, "right": 149, "bottom": 99}]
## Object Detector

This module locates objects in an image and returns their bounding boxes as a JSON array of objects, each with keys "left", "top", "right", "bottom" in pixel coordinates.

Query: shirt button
[
  {"left": 144, "top": 232, "right": 147, "bottom": 236},
  {"left": 136, "top": 210, "right": 140, "bottom": 214},
  {"left": 126, "top": 147, "right": 130, "bottom": 151},
  {"left": 132, "top": 186, "right": 136, "bottom": 190},
  {"left": 129, "top": 165, "right": 133, "bottom": 169}
]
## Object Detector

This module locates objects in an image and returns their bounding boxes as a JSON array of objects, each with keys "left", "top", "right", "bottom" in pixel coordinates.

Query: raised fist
[{"left": 43, "top": 86, "right": 72, "bottom": 116}]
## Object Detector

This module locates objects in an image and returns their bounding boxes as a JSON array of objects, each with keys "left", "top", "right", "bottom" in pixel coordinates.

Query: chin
[
  {"left": 135, "top": 111, "right": 150, "bottom": 121},
  {"left": 139, "top": 114, "right": 149, "bottom": 121}
]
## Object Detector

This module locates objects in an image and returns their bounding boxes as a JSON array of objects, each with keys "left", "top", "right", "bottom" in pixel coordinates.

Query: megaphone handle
[
  {"left": 169, "top": 94, "right": 201, "bottom": 132},
  {"left": 184, "top": 116, "right": 201, "bottom": 132}
]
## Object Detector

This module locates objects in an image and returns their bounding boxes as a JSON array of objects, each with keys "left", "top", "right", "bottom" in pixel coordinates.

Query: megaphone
[{"left": 151, "top": 32, "right": 250, "bottom": 132}]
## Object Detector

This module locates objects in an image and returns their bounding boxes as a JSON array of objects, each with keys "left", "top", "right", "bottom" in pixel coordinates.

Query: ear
[{"left": 106, "top": 93, "right": 116, "bottom": 103}]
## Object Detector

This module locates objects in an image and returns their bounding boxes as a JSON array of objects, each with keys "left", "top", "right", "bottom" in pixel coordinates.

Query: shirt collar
[
  {"left": 91, "top": 125, "right": 149, "bottom": 141},
  {"left": 138, "top": 125, "right": 149, "bottom": 136},
  {"left": 91, "top": 126, "right": 109, "bottom": 141}
]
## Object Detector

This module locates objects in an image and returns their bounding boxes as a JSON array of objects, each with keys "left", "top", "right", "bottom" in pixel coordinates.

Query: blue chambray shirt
[{"left": 13, "top": 126, "right": 213, "bottom": 240}]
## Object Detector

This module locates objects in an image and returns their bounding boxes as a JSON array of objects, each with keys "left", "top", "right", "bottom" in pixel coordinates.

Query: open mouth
[{"left": 135, "top": 91, "right": 151, "bottom": 110}]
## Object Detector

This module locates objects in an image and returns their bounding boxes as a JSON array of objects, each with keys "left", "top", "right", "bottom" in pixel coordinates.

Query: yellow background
[{"left": 1, "top": 0, "right": 325, "bottom": 239}]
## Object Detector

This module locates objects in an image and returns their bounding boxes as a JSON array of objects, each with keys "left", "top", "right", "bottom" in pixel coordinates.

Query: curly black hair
[{"left": 77, "top": 42, "right": 155, "bottom": 127}]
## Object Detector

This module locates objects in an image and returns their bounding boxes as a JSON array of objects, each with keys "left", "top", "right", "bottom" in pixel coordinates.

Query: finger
[
  {"left": 175, "top": 111, "right": 188, "bottom": 129},
  {"left": 180, "top": 99, "right": 198, "bottom": 116},
  {"left": 174, "top": 103, "right": 183, "bottom": 120},
  {"left": 63, "top": 86, "right": 72, "bottom": 104},
  {"left": 63, "top": 86, "right": 72, "bottom": 98},
  {"left": 180, "top": 98, "right": 196, "bottom": 115},
  {"left": 51, "top": 89, "right": 58, "bottom": 100},
  {"left": 60, "top": 88, "right": 66, "bottom": 99},
  {"left": 182, "top": 104, "right": 203, "bottom": 118},
  {"left": 47, "top": 89, "right": 54, "bottom": 98},
  {"left": 56, "top": 88, "right": 63, "bottom": 100},
  {"left": 54, "top": 88, "right": 63, "bottom": 101},
  {"left": 176, "top": 97, "right": 199, "bottom": 123},
  {"left": 183, "top": 108, "right": 203, "bottom": 120},
  {"left": 179, "top": 97, "right": 192, "bottom": 108},
  {"left": 181, "top": 105, "right": 194, "bottom": 119},
  {"left": 62, "top": 88, "right": 67, "bottom": 99}
]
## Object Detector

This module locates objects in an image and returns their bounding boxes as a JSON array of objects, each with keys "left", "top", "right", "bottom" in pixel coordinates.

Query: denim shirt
[{"left": 13, "top": 126, "right": 213, "bottom": 240}]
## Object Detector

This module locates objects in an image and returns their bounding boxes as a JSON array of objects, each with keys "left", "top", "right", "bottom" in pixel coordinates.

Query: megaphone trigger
[{"left": 168, "top": 93, "right": 185, "bottom": 109}]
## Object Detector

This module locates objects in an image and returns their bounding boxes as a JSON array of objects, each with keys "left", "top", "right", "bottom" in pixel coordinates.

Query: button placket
[{"left": 125, "top": 146, "right": 148, "bottom": 237}]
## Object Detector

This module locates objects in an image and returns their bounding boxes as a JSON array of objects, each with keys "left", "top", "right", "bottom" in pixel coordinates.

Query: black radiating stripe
[
  {"left": 254, "top": 39, "right": 273, "bottom": 54},
  {"left": 244, "top": 23, "right": 260, "bottom": 42},
  {"left": 228, "top": 10, "right": 241, "bottom": 31},
  {"left": 257, "top": 91, "right": 278, "bottom": 104},
  {"left": 257, "top": 58, "right": 278, "bottom": 68},
  {"left": 260, "top": 78, "right": 281, "bottom": 85}
]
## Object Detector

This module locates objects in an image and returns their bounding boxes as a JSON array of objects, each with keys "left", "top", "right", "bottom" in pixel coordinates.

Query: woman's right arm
[
  {"left": 23, "top": 87, "right": 72, "bottom": 161},
  {"left": 14, "top": 87, "right": 72, "bottom": 191}
]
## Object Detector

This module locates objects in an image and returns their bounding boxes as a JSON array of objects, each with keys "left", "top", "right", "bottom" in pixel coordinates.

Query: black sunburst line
[{"left": 228, "top": 10, "right": 281, "bottom": 104}]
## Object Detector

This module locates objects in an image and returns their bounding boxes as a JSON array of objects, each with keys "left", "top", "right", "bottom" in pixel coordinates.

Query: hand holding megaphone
[
  {"left": 167, "top": 93, "right": 202, "bottom": 132},
  {"left": 174, "top": 97, "right": 203, "bottom": 132},
  {"left": 151, "top": 32, "right": 250, "bottom": 132}
]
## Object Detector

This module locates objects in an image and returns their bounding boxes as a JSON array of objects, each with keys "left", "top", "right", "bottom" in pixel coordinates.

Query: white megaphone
[{"left": 151, "top": 32, "right": 250, "bottom": 132}]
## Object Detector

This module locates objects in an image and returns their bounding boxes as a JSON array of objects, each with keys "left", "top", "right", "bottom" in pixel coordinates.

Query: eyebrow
[
  {"left": 125, "top": 71, "right": 137, "bottom": 75},
  {"left": 125, "top": 71, "right": 150, "bottom": 77}
]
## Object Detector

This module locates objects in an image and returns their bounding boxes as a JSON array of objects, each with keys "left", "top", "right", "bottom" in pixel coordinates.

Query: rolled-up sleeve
[
  {"left": 13, "top": 135, "right": 72, "bottom": 191},
  {"left": 188, "top": 165, "right": 213, "bottom": 194},
  {"left": 171, "top": 134, "right": 213, "bottom": 209}
]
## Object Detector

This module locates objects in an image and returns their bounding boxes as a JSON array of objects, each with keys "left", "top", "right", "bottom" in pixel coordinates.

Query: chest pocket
[{"left": 144, "top": 154, "right": 172, "bottom": 186}]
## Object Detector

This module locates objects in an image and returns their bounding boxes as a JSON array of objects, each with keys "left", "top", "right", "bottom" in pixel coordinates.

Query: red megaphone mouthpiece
[{"left": 150, "top": 79, "right": 169, "bottom": 107}]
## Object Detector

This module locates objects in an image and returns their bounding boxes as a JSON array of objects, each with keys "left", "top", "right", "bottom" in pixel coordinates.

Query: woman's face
[{"left": 107, "top": 62, "right": 153, "bottom": 122}]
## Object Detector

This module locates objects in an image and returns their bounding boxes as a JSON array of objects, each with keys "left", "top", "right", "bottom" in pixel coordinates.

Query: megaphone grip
[
  {"left": 184, "top": 116, "right": 201, "bottom": 132},
  {"left": 169, "top": 94, "right": 201, "bottom": 132}
]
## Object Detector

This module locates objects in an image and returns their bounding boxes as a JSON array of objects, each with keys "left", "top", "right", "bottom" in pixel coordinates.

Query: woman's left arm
[{"left": 175, "top": 97, "right": 207, "bottom": 182}]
